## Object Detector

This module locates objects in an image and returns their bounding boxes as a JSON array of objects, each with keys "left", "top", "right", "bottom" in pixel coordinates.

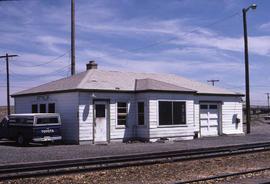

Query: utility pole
[
  {"left": 71, "top": 0, "right": 75, "bottom": 75},
  {"left": 207, "top": 79, "right": 219, "bottom": 86},
  {"left": 0, "top": 53, "right": 18, "bottom": 115},
  {"left": 242, "top": 4, "right": 256, "bottom": 134},
  {"left": 266, "top": 93, "right": 270, "bottom": 113}
]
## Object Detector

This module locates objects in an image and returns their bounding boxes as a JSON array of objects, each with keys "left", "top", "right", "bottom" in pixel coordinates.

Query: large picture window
[
  {"left": 137, "top": 102, "right": 145, "bottom": 125},
  {"left": 159, "top": 101, "right": 186, "bottom": 125},
  {"left": 117, "top": 102, "right": 127, "bottom": 126}
]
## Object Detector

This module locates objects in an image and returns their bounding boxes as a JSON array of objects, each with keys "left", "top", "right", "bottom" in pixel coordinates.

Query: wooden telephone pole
[
  {"left": 207, "top": 79, "right": 219, "bottom": 86},
  {"left": 71, "top": 0, "right": 75, "bottom": 75},
  {"left": 0, "top": 53, "right": 18, "bottom": 115},
  {"left": 266, "top": 93, "right": 270, "bottom": 113}
]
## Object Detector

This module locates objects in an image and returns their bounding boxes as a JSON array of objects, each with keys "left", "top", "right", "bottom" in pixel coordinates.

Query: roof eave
[
  {"left": 196, "top": 93, "right": 245, "bottom": 97},
  {"left": 12, "top": 89, "right": 244, "bottom": 97},
  {"left": 12, "top": 88, "right": 198, "bottom": 97}
]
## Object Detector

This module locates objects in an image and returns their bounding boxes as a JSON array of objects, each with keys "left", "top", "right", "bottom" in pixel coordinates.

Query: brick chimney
[{"left": 86, "top": 61, "right": 98, "bottom": 70}]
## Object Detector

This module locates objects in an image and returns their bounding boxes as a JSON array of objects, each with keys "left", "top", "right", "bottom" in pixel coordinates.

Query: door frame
[
  {"left": 93, "top": 99, "right": 110, "bottom": 143},
  {"left": 199, "top": 101, "right": 222, "bottom": 137}
]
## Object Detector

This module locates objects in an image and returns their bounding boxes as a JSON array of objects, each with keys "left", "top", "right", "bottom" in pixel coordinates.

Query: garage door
[{"left": 200, "top": 103, "right": 220, "bottom": 137}]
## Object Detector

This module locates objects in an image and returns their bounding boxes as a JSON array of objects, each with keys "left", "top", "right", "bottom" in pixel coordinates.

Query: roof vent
[{"left": 86, "top": 61, "right": 98, "bottom": 70}]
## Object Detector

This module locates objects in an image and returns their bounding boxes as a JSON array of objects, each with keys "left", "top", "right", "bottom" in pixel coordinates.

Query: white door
[
  {"left": 94, "top": 102, "right": 108, "bottom": 143},
  {"left": 200, "top": 103, "right": 220, "bottom": 137}
]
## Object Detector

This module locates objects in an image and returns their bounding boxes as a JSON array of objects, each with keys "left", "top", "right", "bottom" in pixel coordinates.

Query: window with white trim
[
  {"left": 32, "top": 104, "right": 38, "bottom": 113},
  {"left": 39, "top": 104, "right": 46, "bottom": 113},
  {"left": 158, "top": 101, "right": 186, "bottom": 125},
  {"left": 117, "top": 102, "right": 127, "bottom": 126},
  {"left": 137, "top": 102, "right": 145, "bottom": 125},
  {"left": 48, "top": 103, "right": 55, "bottom": 113},
  {"left": 32, "top": 103, "right": 56, "bottom": 113}
]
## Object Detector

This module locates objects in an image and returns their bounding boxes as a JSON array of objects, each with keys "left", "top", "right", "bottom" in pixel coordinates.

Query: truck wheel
[
  {"left": 43, "top": 142, "right": 50, "bottom": 146},
  {"left": 17, "top": 135, "right": 26, "bottom": 146}
]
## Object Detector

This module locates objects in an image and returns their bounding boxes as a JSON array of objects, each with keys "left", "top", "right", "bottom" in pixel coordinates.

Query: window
[
  {"left": 39, "top": 104, "right": 46, "bottom": 113},
  {"left": 209, "top": 105, "right": 218, "bottom": 109},
  {"left": 37, "top": 117, "right": 59, "bottom": 124},
  {"left": 13, "top": 117, "right": 33, "bottom": 125},
  {"left": 48, "top": 103, "right": 55, "bottom": 113},
  {"left": 138, "top": 102, "right": 145, "bottom": 125},
  {"left": 117, "top": 102, "right": 127, "bottom": 126},
  {"left": 96, "top": 104, "right": 106, "bottom": 118},
  {"left": 200, "top": 104, "right": 208, "bottom": 109},
  {"left": 159, "top": 101, "right": 186, "bottom": 125},
  {"left": 32, "top": 104, "right": 38, "bottom": 113}
]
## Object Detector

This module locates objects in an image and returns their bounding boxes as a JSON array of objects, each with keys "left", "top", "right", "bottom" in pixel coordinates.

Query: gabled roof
[{"left": 12, "top": 69, "right": 243, "bottom": 97}]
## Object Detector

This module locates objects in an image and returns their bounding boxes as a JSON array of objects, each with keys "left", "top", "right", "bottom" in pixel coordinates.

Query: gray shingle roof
[
  {"left": 135, "top": 78, "right": 196, "bottom": 92},
  {"left": 12, "top": 69, "right": 243, "bottom": 96}
]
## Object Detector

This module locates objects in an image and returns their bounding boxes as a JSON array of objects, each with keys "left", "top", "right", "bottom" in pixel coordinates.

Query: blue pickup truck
[{"left": 0, "top": 113, "right": 62, "bottom": 145}]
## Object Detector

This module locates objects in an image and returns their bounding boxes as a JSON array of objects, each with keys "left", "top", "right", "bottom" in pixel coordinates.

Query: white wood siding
[
  {"left": 14, "top": 91, "right": 243, "bottom": 144},
  {"left": 134, "top": 93, "right": 150, "bottom": 139},
  {"left": 147, "top": 93, "right": 196, "bottom": 140},
  {"left": 194, "top": 95, "right": 243, "bottom": 135},
  {"left": 221, "top": 101, "right": 243, "bottom": 134},
  {"left": 78, "top": 92, "right": 139, "bottom": 143},
  {"left": 14, "top": 92, "right": 79, "bottom": 143}
]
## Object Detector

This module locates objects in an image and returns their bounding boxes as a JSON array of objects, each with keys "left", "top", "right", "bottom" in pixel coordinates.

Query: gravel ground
[
  {"left": 0, "top": 123, "right": 270, "bottom": 165},
  {"left": 2, "top": 151, "right": 270, "bottom": 184}
]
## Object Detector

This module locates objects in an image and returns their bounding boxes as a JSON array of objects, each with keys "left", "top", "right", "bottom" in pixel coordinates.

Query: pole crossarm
[
  {"left": 0, "top": 54, "right": 18, "bottom": 58},
  {"left": 207, "top": 80, "right": 220, "bottom": 86}
]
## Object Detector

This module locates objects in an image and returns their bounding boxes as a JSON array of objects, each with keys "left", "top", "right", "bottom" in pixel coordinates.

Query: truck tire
[{"left": 17, "top": 135, "right": 27, "bottom": 146}]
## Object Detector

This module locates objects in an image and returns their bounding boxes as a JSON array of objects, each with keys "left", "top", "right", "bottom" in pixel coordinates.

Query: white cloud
[
  {"left": 259, "top": 22, "right": 270, "bottom": 31},
  {"left": 1, "top": 0, "right": 270, "bottom": 105},
  {"left": 35, "top": 35, "right": 69, "bottom": 53}
]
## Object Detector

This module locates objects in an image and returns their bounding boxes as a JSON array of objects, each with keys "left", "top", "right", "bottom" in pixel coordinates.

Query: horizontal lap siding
[
  {"left": 194, "top": 95, "right": 243, "bottom": 135},
  {"left": 148, "top": 93, "right": 196, "bottom": 138},
  {"left": 222, "top": 101, "right": 243, "bottom": 134},
  {"left": 78, "top": 93, "right": 93, "bottom": 141},
  {"left": 79, "top": 92, "right": 137, "bottom": 142},
  {"left": 14, "top": 93, "right": 79, "bottom": 143}
]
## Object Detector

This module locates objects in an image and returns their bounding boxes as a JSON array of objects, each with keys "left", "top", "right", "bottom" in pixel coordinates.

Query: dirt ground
[{"left": 2, "top": 151, "right": 270, "bottom": 184}]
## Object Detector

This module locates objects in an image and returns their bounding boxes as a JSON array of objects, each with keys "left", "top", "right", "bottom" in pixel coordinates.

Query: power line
[
  {"left": 9, "top": 64, "right": 71, "bottom": 79},
  {"left": 12, "top": 52, "right": 68, "bottom": 68},
  {"left": 0, "top": 85, "right": 26, "bottom": 88},
  {"left": 93, "top": 12, "right": 240, "bottom": 60}
]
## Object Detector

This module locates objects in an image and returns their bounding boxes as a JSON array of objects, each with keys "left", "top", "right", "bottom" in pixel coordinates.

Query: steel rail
[
  {"left": 1, "top": 142, "right": 270, "bottom": 181},
  {"left": 176, "top": 167, "right": 270, "bottom": 183}
]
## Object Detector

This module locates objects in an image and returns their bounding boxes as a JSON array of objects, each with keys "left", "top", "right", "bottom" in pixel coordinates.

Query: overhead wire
[
  {"left": 9, "top": 64, "right": 71, "bottom": 79},
  {"left": 12, "top": 52, "right": 68, "bottom": 68},
  {"left": 93, "top": 12, "right": 241, "bottom": 60}
]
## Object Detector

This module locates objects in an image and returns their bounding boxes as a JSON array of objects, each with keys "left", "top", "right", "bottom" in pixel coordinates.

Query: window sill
[
  {"left": 116, "top": 125, "right": 126, "bottom": 129},
  {"left": 157, "top": 125, "right": 188, "bottom": 128}
]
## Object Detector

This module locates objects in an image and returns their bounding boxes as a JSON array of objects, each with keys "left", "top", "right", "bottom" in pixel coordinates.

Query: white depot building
[{"left": 12, "top": 61, "right": 244, "bottom": 144}]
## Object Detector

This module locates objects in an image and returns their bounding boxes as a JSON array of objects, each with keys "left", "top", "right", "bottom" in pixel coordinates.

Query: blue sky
[{"left": 0, "top": 0, "right": 270, "bottom": 105}]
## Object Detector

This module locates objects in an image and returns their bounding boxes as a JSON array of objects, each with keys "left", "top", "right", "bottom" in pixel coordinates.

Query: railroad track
[
  {"left": 1, "top": 142, "right": 270, "bottom": 181},
  {"left": 177, "top": 167, "right": 270, "bottom": 184}
]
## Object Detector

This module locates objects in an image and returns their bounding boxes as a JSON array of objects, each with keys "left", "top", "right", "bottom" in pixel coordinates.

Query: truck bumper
[{"left": 33, "top": 136, "right": 62, "bottom": 142}]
